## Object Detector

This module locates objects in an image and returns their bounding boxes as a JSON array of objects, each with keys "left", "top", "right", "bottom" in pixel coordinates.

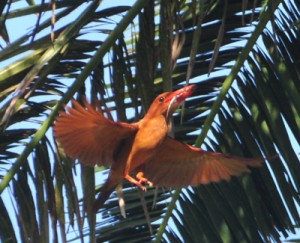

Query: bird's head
[{"left": 145, "top": 85, "right": 196, "bottom": 122}]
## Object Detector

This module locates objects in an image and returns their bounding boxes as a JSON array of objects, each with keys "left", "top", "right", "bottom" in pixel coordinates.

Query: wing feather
[
  {"left": 54, "top": 100, "right": 138, "bottom": 166},
  {"left": 140, "top": 137, "right": 264, "bottom": 188}
]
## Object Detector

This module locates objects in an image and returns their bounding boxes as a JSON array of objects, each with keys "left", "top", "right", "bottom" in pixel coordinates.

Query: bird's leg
[
  {"left": 136, "top": 172, "right": 153, "bottom": 187},
  {"left": 125, "top": 174, "right": 147, "bottom": 191}
]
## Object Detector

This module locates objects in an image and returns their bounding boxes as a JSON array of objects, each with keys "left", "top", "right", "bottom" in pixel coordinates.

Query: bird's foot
[
  {"left": 138, "top": 184, "right": 147, "bottom": 191},
  {"left": 125, "top": 174, "right": 147, "bottom": 191},
  {"left": 136, "top": 172, "right": 153, "bottom": 187}
]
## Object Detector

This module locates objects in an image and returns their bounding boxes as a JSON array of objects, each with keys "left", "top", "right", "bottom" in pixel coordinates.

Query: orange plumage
[{"left": 53, "top": 85, "right": 264, "bottom": 211}]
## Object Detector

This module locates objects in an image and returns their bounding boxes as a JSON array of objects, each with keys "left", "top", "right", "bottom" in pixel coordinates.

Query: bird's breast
[
  {"left": 127, "top": 117, "right": 168, "bottom": 171},
  {"left": 138, "top": 117, "right": 168, "bottom": 148}
]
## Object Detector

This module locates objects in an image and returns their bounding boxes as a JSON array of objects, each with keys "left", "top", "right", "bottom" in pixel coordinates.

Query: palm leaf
[{"left": 0, "top": 0, "right": 300, "bottom": 242}]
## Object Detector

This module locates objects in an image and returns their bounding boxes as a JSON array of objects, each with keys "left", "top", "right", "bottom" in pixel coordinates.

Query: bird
[{"left": 53, "top": 85, "right": 265, "bottom": 212}]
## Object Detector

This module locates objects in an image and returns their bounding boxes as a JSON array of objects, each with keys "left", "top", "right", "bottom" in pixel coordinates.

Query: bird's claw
[
  {"left": 125, "top": 174, "right": 147, "bottom": 191},
  {"left": 139, "top": 184, "right": 147, "bottom": 191},
  {"left": 133, "top": 180, "right": 147, "bottom": 191},
  {"left": 136, "top": 172, "right": 153, "bottom": 187},
  {"left": 138, "top": 178, "right": 153, "bottom": 187}
]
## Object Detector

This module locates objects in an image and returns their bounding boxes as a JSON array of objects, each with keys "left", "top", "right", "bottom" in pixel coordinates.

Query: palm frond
[{"left": 0, "top": 0, "right": 300, "bottom": 242}]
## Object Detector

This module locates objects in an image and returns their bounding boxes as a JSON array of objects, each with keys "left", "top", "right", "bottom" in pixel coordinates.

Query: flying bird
[{"left": 53, "top": 85, "right": 264, "bottom": 212}]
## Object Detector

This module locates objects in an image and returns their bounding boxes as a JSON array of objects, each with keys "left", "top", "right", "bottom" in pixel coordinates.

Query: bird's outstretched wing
[
  {"left": 140, "top": 137, "right": 264, "bottom": 187},
  {"left": 53, "top": 100, "right": 138, "bottom": 166}
]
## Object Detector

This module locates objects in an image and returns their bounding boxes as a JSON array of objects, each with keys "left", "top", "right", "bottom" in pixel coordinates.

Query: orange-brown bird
[{"left": 53, "top": 85, "right": 264, "bottom": 211}]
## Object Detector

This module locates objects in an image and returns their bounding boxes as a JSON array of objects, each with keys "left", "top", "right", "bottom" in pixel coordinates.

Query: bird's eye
[{"left": 159, "top": 97, "right": 165, "bottom": 102}]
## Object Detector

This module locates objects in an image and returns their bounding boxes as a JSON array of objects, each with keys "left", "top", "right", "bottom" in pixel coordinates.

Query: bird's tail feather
[{"left": 93, "top": 180, "right": 119, "bottom": 212}]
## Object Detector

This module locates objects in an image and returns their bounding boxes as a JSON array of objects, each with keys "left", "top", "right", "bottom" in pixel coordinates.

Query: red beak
[{"left": 165, "top": 84, "right": 196, "bottom": 103}]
